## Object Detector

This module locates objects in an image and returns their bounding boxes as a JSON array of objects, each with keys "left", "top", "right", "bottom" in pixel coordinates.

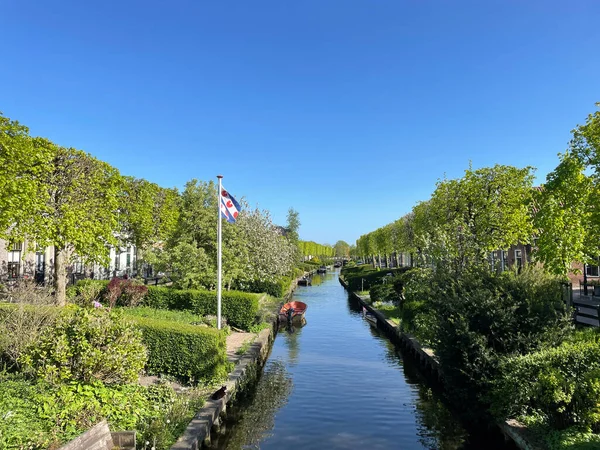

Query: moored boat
[
  {"left": 297, "top": 276, "right": 312, "bottom": 286},
  {"left": 279, "top": 301, "right": 308, "bottom": 325},
  {"left": 317, "top": 266, "right": 327, "bottom": 274}
]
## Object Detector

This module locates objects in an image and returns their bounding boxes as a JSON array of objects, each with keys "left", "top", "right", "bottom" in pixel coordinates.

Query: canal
[{"left": 214, "top": 271, "right": 514, "bottom": 450}]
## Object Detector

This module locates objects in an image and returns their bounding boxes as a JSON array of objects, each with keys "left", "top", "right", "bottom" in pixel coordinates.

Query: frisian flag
[{"left": 220, "top": 186, "right": 241, "bottom": 223}]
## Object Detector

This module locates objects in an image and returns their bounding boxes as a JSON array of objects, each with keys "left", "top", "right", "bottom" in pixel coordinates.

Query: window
[
  {"left": 586, "top": 263, "right": 600, "bottom": 277},
  {"left": 10, "top": 242, "right": 22, "bottom": 251},
  {"left": 501, "top": 250, "right": 508, "bottom": 271},
  {"left": 7, "top": 262, "right": 20, "bottom": 279},
  {"left": 126, "top": 253, "right": 131, "bottom": 268},
  {"left": 489, "top": 252, "right": 496, "bottom": 271},
  {"left": 515, "top": 249, "right": 523, "bottom": 269},
  {"left": 115, "top": 255, "right": 120, "bottom": 271}
]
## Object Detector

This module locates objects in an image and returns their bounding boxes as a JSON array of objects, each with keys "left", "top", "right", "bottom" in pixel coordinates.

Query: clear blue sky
[{"left": 2, "top": 1, "right": 599, "bottom": 246}]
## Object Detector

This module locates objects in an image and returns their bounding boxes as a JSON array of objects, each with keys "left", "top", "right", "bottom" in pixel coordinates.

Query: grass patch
[
  {"left": 235, "top": 336, "right": 257, "bottom": 356},
  {"left": 372, "top": 301, "right": 401, "bottom": 325},
  {"left": 122, "top": 306, "right": 205, "bottom": 324}
]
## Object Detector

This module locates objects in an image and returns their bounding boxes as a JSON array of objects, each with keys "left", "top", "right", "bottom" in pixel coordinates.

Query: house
[{"left": 0, "top": 238, "right": 138, "bottom": 285}]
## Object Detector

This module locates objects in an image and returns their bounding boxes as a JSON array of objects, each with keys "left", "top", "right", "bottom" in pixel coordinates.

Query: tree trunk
[{"left": 54, "top": 246, "right": 68, "bottom": 306}]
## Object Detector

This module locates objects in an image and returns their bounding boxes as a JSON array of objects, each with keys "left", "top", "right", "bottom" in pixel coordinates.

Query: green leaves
[{"left": 21, "top": 308, "right": 147, "bottom": 385}]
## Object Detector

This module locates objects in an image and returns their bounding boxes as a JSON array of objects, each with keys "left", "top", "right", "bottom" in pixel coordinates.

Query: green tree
[
  {"left": 286, "top": 208, "right": 300, "bottom": 244},
  {"left": 533, "top": 104, "right": 600, "bottom": 279},
  {"left": 0, "top": 115, "right": 52, "bottom": 242},
  {"left": 534, "top": 153, "right": 591, "bottom": 276},
  {"left": 334, "top": 240, "right": 350, "bottom": 258},
  {"left": 32, "top": 143, "right": 122, "bottom": 305}
]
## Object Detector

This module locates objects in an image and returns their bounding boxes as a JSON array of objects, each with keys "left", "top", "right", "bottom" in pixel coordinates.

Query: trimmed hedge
[
  {"left": 128, "top": 315, "right": 229, "bottom": 383},
  {"left": 241, "top": 277, "right": 293, "bottom": 298},
  {"left": 144, "top": 287, "right": 259, "bottom": 330},
  {"left": 342, "top": 266, "right": 410, "bottom": 292}
]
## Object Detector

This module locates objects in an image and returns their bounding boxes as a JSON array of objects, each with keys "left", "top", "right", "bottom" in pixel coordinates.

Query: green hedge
[
  {"left": 240, "top": 277, "right": 293, "bottom": 298},
  {"left": 144, "top": 287, "right": 259, "bottom": 330},
  {"left": 490, "top": 338, "right": 600, "bottom": 430},
  {"left": 342, "top": 266, "right": 410, "bottom": 291},
  {"left": 129, "top": 316, "right": 229, "bottom": 383}
]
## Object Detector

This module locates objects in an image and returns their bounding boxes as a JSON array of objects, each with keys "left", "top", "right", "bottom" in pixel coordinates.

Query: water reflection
[
  {"left": 310, "top": 273, "right": 323, "bottom": 285},
  {"left": 281, "top": 324, "right": 301, "bottom": 366},
  {"left": 217, "top": 271, "right": 513, "bottom": 450},
  {"left": 215, "top": 359, "right": 293, "bottom": 450}
]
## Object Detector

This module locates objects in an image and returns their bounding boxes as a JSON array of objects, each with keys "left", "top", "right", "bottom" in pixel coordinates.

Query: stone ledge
[{"left": 170, "top": 326, "right": 274, "bottom": 450}]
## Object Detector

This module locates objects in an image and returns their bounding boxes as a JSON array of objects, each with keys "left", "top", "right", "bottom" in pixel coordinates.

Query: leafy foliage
[
  {"left": 144, "top": 286, "right": 259, "bottom": 330},
  {"left": 341, "top": 265, "right": 409, "bottom": 292},
  {"left": 21, "top": 308, "right": 147, "bottom": 385},
  {"left": 105, "top": 277, "right": 148, "bottom": 308},
  {"left": 490, "top": 337, "right": 600, "bottom": 431},
  {"left": 403, "top": 266, "right": 571, "bottom": 421},
  {"left": 0, "top": 303, "right": 63, "bottom": 371},
  {"left": 130, "top": 315, "right": 230, "bottom": 382}
]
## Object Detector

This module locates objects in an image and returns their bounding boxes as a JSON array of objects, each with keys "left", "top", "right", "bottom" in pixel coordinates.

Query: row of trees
[
  {"left": 0, "top": 114, "right": 182, "bottom": 304},
  {"left": 356, "top": 103, "right": 600, "bottom": 279},
  {"left": 0, "top": 113, "right": 304, "bottom": 304},
  {"left": 298, "top": 240, "right": 335, "bottom": 259}
]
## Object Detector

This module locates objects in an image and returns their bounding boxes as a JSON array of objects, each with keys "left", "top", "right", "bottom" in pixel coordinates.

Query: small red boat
[{"left": 279, "top": 301, "right": 308, "bottom": 325}]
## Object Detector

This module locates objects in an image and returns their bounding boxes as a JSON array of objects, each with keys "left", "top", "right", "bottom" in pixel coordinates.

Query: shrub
[
  {"left": 21, "top": 307, "right": 147, "bottom": 385},
  {"left": 490, "top": 339, "right": 600, "bottom": 430},
  {"left": 1, "top": 279, "right": 56, "bottom": 305},
  {"left": 342, "top": 265, "right": 410, "bottom": 292},
  {"left": 72, "top": 279, "right": 110, "bottom": 298},
  {"left": 144, "top": 287, "right": 259, "bottom": 330},
  {"left": 0, "top": 303, "right": 64, "bottom": 370},
  {"left": 423, "top": 265, "right": 571, "bottom": 421},
  {"left": 129, "top": 315, "right": 230, "bottom": 382},
  {"left": 369, "top": 283, "right": 400, "bottom": 304},
  {"left": 104, "top": 277, "right": 148, "bottom": 308},
  {"left": 33, "top": 380, "right": 150, "bottom": 440},
  {"left": 239, "top": 277, "right": 293, "bottom": 298}
]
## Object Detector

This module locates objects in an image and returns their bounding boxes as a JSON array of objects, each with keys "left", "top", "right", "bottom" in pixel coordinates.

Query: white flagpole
[{"left": 217, "top": 175, "right": 223, "bottom": 330}]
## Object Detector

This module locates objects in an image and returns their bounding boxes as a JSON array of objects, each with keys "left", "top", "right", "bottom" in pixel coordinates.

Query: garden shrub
[
  {"left": 34, "top": 380, "right": 150, "bottom": 440},
  {"left": 424, "top": 265, "right": 571, "bottom": 421},
  {"left": 129, "top": 316, "right": 230, "bottom": 382},
  {"left": 104, "top": 277, "right": 148, "bottom": 308},
  {"left": 21, "top": 307, "right": 147, "bottom": 385},
  {"left": 369, "top": 283, "right": 399, "bottom": 304},
  {"left": 0, "top": 371, "right": 199, "bottom": 450},
  {"left": 490, "top": 339, "right": 600, "bottom": 430},
  {"left": 144, "top": 287, "right": 259, "bottom": 330},
  {"left": 342, "top": 265, "right": 409, "bottom": 291},
  {"left": 72, "top": 279, "right": 110, "bottom": 298},
  {"left": 0, "top": 303, "right": 64, "bottom": 370},
  {"left": 237, "top": 277, "right": 292, "bottom": 298},
  {"left": 0, "top": 376, "right": 54, "bottom": 449}
]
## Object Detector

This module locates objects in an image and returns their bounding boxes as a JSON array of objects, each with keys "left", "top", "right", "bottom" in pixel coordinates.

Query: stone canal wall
[
  {"left": 338, "top": 276, "right": 543, "bottom": 450},
  {"left": 170, "top": 281, "right": 300, "bottom": 450},
  {"left": 170, "top": 325, "right": 275, "bottom": 450}
]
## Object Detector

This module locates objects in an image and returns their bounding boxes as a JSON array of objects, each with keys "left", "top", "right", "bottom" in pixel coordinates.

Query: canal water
[{"left": 214, "top": 271, "right": 514, "bottom": 450}]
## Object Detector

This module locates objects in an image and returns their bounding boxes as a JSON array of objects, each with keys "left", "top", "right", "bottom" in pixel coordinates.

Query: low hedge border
[
  {"left": 127, "top": 315, "right": 230, "bottom": 383},
  {"left": 144, "top": 287, "right": 259, "bottom": 330}
]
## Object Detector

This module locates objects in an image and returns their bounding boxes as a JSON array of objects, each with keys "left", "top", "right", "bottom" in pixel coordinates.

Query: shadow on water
[
  {"left": 212, "top": 359, "right": 294, "bottom": 450},
  {"left": 216, "top": 272, "right": 515, "bottom": 450},
  {"left": 350, "top": 292, "right": 515, "bottom": 450}
]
